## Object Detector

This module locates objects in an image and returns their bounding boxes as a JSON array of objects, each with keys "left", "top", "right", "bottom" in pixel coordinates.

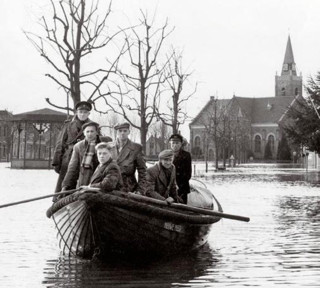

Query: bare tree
[
  {"left": 157, "top": 49, "right": 197, "bottom": 134},
  {"left": 25, "top": 0, "right": 125, "bottom": 112},
  {"left": 101, "top": 11, "right": 174, "bottom": 151}
]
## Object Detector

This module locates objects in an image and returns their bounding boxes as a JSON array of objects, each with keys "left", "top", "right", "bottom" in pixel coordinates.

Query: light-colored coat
[{"left": 62, "top": 139, "right": 99, "bottom": 190}]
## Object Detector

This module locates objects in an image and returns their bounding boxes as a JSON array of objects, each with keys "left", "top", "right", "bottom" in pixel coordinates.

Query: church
[{"left": 189, "top": 36, "right": 302, "bottom": 162}]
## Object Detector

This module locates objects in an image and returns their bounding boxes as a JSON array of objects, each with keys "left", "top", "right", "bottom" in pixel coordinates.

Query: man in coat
[
  {"left": 86, "top": 142, "right": 123, "bottom": 192},
  {"left": 52, "top": 101, "right": 92, "bottom": 194},
  {"left": 169, "top": 134, "right": 192, "bottom": 204},
  {"left": 61, "top": 121, "right": 102, "bottom": 191},
  {"left": 146, "top": 149, "right": 180, "bottom": 203},
  {"left": 113, "top": 122, "right": 147, "bottom": 194}
]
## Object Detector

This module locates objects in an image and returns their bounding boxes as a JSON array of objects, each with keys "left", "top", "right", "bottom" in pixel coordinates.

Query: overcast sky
[{"left": 1, "top": 0, "right": 320, "bottom": 133}]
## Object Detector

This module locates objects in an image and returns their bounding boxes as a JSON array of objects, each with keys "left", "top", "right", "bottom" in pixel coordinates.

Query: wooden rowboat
[{"left": 46, "top": 186, "right": 223, "bottom": 259}]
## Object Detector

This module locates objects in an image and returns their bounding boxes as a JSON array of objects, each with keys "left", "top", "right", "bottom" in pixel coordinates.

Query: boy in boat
[
  {"left": 169, "top": 134, "right": 192, "bottom": 204},
  {"left": 112, "top": 122, "right": 147, "bottom": 195},
  {"left": 146, "top": 149, "right": 181, "bottom": 203},
  {"left": 61, "top": 121, "right": 110, "bottom": 192},
  {"left": 52, "top": 101, "right": 92, "bottom": 196},
  {"left": 81, "top": 142, "right": 123, "bottom": 192}
]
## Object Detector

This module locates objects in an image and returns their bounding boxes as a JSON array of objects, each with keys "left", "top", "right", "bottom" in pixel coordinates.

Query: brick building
[{"left": 189, "top": 36, "right": 301, "bottom": 162}]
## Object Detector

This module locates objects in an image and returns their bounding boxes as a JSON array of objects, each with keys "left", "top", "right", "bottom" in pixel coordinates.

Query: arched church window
[
  {"left": 268, "top": 135, "right": 275, "bottom": 152},
  {"left": 281, "top": 87, "right": 286, "bottom": 96},
  {"left": 295, "top": 87, "right": 299, "bottom": 96},
  {"left": 194, "top": 136, "right": 201, "bottom": 147},
  {"left": 254, "top": 135, "right": 261, "bottom": 153}
]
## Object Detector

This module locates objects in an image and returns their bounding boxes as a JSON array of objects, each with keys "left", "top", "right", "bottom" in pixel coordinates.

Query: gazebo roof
[{"left": 12, "top": 108, "right": 69, "bottom": 122}]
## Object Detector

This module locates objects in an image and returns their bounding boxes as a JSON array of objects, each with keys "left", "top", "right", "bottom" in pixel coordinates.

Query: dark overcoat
[
  {"left": 89, "top": 159, "right": 123, "bottom": 192},
  {"left": 146, "top": 163, "right": 179, "bottom": 202},
  {"left": 116, "top": 139, "right": 147, "bottom": 194},
  {"left": 173, "top": 149, "right": 192, "bottom": 203},
  {"left": 52, "top": 116, "right": 91, "bottom": 192},
  {"left": 61, "top": 138, "right": 100, "bottom": 190}
]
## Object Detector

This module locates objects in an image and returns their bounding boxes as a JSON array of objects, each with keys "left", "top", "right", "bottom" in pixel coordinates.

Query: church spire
[
  {"left": 275, "top": 35, "right": 302, "bottom": 97},
  {"left": 281, "top": 35, "right": 296, "bottom": 76}
]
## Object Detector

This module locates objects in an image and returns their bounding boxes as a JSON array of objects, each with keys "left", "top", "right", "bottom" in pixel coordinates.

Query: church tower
[{"left": 275, "top": 35, "right": 302, "bottom": 97}]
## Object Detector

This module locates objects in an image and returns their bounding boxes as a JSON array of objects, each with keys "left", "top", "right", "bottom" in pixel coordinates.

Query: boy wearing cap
[
  {"left": 61, "top": 121, "right": 102, "bottom": 192},
  {"left": 113, "top": 122, "right": 147, "bottom": 194},
  {"left": 169, "top": 133, "right": 192, "bottom": 204},
  {"left": 52, "top": 101, "right": 92, "bottom": 194},
  {"left": 146, "top": 149, "right": 181, "bottom": 203},
  {"left": 81, "top": 142, "right": 123, "bottom": 192}
]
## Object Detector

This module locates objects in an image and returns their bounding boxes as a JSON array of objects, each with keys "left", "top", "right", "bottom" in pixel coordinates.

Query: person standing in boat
[
  {"left": 52, "top": 101, "right": 92, "bottom": 196},
  {"left": 61, "top": 121, "right": 103, "bottom": 192},
  {"left": 146, "top": 149, "right": 181, "bottom": 203},
  {"left": 112, "top": 122, "right": 147, "bottom": 195},
  {"left": 81, "top": 142, "right": 123, "bottom": 192},
  {"left": 169, "top": 134, "right": 192, "bottom": 204}
]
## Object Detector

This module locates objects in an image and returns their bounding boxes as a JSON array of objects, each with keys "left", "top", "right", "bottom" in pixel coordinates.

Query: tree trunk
[
  {"left": 140, "top": 121, "right": 147, "bottom": 154},
  {"left": 173, "top": 93, "right": 179, "bottom": 134}
]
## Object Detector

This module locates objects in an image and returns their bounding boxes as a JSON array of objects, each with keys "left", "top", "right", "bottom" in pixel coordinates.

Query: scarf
[{"left": 81, "top": 140, "right": 96, "bottom": 169}]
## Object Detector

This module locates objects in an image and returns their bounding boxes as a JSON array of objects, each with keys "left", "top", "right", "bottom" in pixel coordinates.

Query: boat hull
[{"left": 48, "top": 191, "right": 220, "bottom": 259}]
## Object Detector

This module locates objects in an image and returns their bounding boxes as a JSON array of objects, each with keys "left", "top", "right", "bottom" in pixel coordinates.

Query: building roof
[
  {"left": 12, "top": 108, "right": 69, "bottom": 122},
  {"left": 0, "top": 110, "right": 13, "bottom": 121},
  {"left": 189, "top": 97, "right": 231, "bottom": 126},
  {"left": 233, "top": 96, "right": 254, "bottom": 121},
  {"left": 251, "top": 96, "right": 295, "bottom": 123},
  {"left": 190, "top": 95, "right": 295, "bottom": 126}
]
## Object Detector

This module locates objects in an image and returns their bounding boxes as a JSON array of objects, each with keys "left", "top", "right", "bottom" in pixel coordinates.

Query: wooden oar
[
  {"left": 127, "top": 192, "right": 250, "bottom": 222},
  {"left": 0, "top": 188, "right": 80, "bottom": 209}
]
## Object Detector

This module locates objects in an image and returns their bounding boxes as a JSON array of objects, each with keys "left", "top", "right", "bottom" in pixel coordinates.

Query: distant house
[
  {"left": 11, "top": 108, "right": 68, "bottom": 169},
  {"left": 145, "top": 135, "right": 166, "bottom": 159},
  {"left": 0, "top": 110, "right": 13, "bottom": 162},
  {"left": 189, "top": 36, "right": 301, "bottom": 162}
]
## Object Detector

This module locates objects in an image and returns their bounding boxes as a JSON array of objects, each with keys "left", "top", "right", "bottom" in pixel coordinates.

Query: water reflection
[{"left": 43, "top": 244, "right": 220, "bottom": 287}]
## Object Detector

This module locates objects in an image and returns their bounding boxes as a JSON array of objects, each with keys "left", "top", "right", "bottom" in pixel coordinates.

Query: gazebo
[{"left": 11, "top": 108, "right": 69, "bottom": 169}]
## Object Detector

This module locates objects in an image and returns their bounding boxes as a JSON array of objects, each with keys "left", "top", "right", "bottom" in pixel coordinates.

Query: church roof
[
  {"left": 251, "top": 96, "right": 295, "bottom": 123},
  {"left": 233, "top": 96, "right": 254, "bottom": 120},
  {"left": 189, "top": 97, "right": 230, "bottom": 126},
  {"left": 190, "top": 95, "right": 295, "bottom": 126},
  {"left": 12, "top": 108, "right": 68, "bottom": 122}
]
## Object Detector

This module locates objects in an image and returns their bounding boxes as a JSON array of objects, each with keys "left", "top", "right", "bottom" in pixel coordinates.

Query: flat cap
[
  {"left": 95, "top": 142, "right": 114, "bottom": 151},
  {"left": 158, "top": 149, "right": 174, "bottom": 159},
  {"left": 99, "top": 135, "right": 113, "bottom": 143},
  {"left": 114, "top": 122, "right": 130, "bottom": 130},
  {"left": 82, "top": 121, "right": 99, "bottom": 131},
  {"left": 75, "top": 101, "right": 92, "bottom": 111},
  {"left": 169, "top": 134, "right": 183, "bottom": 142}
]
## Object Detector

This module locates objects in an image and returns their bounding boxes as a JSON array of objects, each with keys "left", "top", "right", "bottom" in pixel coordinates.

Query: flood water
[{"left": 0, "top": 163, "right": 319, "bottom": 287}]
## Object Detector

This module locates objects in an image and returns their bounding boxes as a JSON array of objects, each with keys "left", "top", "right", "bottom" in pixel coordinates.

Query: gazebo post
[
  {"left": 23, "top": 122, "right": 27, "bottom": 169},
  {"left": 38, "top": 123, "right": 42, "bottom": 159},
  {"left": 48, "top": 123, "right": 52, "bottom": 169},
  {"left": 17, "top": 123, "right": 21, "bottom": 159}
]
